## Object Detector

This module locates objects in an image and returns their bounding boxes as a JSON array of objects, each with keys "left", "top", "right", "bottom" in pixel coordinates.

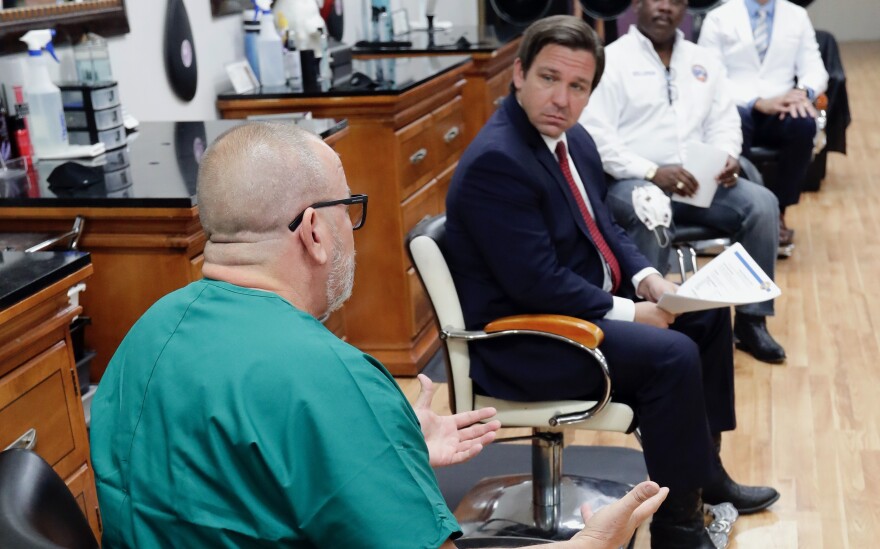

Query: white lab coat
[
  {"left": 581, "top": 26, "right": 741, "bottom": 181},
  {"left": 698, "top": 0, "right": 829, "bottom": 107}
]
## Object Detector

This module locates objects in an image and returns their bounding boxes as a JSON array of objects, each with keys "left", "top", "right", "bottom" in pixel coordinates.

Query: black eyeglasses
[
  {"left": 665, "top": 67, "right": 678, "bottom": 105},
  {"left": 288, "top": 194, "right": 369, "bottom": 232}
]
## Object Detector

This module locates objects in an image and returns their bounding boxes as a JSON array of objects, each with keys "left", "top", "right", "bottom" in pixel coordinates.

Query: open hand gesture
[{"left": 413, "top": 374, "right": 501, "bottom": 468}]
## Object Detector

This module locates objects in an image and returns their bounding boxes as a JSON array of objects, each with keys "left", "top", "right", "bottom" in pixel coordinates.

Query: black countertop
[
  {"left": 217, "top": 55, "right": 470, "bottom": 100},
  {"left": 353, "top": 26, "right": 520, "bottom": 56},
  {"left": 0, "top": 250, "right": 91, "bottom": 310},
  {"left": 0, "top": 118, "right": 348, "bottom": 208}
]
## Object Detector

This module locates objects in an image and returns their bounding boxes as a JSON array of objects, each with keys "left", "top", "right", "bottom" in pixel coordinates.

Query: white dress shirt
[
  {"left": 540, "top": 133, "right": 658, "bottom": 322},
  {"left": 698, "top": 0, "right": 828, "bottom": 107},
  {"left": 580, "top": 26, "right": 742, "bottom": 181}
]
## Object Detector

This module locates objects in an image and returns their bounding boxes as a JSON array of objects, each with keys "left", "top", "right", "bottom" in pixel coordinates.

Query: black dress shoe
[
  {"left": 734, "top": 314, "right": 786, "bottom": 364},
  {"left": 650, "top": 489, "right": 717, "bottom": 548},
  {"left": 702, "top": 467, "right": 780, "bottom": 514}
]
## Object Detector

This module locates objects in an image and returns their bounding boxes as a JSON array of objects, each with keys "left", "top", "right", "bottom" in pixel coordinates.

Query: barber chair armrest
[
  {"left": 442, "top": 315, "right": 612, "bottom": 427},
  {"left": 483, "top": 314, "right": 604, "bottom": 349},
  {"left": 815, "top": 93, "right": 828, "bottom": 111}
]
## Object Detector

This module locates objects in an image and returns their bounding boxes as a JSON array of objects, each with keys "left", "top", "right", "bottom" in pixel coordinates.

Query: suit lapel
[
  {"left": 735, "top": 0, "right": 763, "bottom": 67},
  {"left": 502, "top": 94, "right": 594, "bottom": 240},
  {"left": 763, "top": 0, "right": 788, "bottom": 66},
  {"left": 536, "top": 144, "right": 593, "bottom": 240}
]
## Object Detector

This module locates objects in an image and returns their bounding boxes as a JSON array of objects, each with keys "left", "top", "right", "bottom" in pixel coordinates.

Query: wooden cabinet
[
  {"left": 0, "top": 262, "right": 100, "bottom": 540},
  {"left": 354, "top": 35, "right": 521, "bottom": 145},
  {"left": 0, "top": 208, "right": 207, "bottom": 382},
  {"left": 218, "top": 61, "right": 469, "bottom": 375},
  {"left": 458, "top": 39, "right": 520, "bottom": 144}
]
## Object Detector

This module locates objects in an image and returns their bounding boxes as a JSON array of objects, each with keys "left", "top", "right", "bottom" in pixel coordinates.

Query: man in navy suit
[{"left": 446, "top": 15, "right": 779, "bottom": 548}]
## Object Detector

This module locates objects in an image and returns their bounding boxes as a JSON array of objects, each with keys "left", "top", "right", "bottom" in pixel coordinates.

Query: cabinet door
[
  {"left": 66, "top": 462, "right": 103, "bottom": 541},
  {"left": 0, "top": 341, "right": 90, "bottom": 481}
]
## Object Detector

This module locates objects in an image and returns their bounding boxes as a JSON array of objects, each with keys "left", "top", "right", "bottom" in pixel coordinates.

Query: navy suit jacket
[{"left": 446, "top": 94, "right": 652, "bottom": 401}]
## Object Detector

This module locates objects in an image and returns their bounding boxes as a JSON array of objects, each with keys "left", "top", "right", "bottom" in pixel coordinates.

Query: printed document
[
  {"left": 658, "top": 242, "right": 781, "bottom": 314},
  {"left": 671, "top": 141, "right": 728, "bottom": 208}
]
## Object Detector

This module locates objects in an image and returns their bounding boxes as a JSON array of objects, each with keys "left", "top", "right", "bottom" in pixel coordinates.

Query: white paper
[
  {"left": 657, "top": 242, "right": 781, "bottom": 314},
  {"left": 671, "top": 141, "right": 728, "bottom": 208}
]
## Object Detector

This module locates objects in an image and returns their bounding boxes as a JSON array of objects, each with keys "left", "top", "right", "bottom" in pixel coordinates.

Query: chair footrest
[{"left": 455, "top": 474, "right": 634, "bottom": 541}]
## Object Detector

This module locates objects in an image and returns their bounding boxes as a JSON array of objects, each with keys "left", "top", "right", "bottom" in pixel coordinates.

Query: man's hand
[
  {"left": 637, "top": 273, "right": 677, "bottom": 304},
  {"left": 715, "top": 156, "right": 740, "bottom": 188},
  {"left": 754, "top": 91, "right": 817, "bottom": 120},
  {"left": 651, "top": 165, "right": 699, "bottom": 197},
  {"left": 413, "top": 374, "right": 500, "bottom": 468},
  {"left": 566, "top": 481, "right": 670, "bottom": 549},
  {"left": 634, "top": 302, "right": 676, "bottom": 329}
]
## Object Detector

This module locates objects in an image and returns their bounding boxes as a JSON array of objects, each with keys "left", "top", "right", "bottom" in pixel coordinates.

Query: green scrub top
[{"left": 90, "top": 279, "right": 460, "bottom": 548}]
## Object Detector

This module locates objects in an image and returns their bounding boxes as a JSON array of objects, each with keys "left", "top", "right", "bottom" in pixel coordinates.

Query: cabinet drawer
[
  {"left": 0, "top": 342, "right": 89, "bottom": 480},
  {"left": 487, "top": 68, "right": 513, "bottom": 112},
  {"left": 66, "top": 462, "right": 102, "bottom": 539},
  {"left": 407, "top": 267, "right": 432, "bottom": 337},
  {"left": 401, "top": 177, "right": 444, "bottom": 239},
  {"left": 396, "top": 114, "right": 438, "bottom": 200},
  {"left": 432, "top": 96, "right": 466, "bottom": 166}
]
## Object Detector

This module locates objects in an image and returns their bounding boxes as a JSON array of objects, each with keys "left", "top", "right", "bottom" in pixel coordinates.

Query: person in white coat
[
  {"left": 698, "top": 0, "right": 828, "bottom": 246},
  {"left": 581, "top": 0, "right": 786, "bottom": 363}
]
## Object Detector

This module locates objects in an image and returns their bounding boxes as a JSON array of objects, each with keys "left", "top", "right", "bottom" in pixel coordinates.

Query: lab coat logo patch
[{"left": 691, "top": 65, "right": 708, "bottom": 82}]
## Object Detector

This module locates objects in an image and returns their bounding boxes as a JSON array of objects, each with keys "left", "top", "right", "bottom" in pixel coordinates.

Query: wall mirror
[{"left": 0, "top": 0, "right": 129, "bottom": 53}]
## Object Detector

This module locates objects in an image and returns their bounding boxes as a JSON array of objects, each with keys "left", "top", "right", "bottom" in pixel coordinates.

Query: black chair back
[{"left": 0, "top": 449, "right": 99, "bottom": 549}]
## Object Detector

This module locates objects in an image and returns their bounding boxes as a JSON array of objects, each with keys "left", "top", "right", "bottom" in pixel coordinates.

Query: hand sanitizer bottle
[
  {"left": 20, "top": 29, "right": 68, "bottom": 158},
  {"left": 253, "top": 0, "right": 285, "bottom": 87}
]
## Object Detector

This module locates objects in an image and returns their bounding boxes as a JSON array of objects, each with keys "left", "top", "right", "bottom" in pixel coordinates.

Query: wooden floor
[{"left": 396, "top": 41, "right": 880, "bottom": 548}]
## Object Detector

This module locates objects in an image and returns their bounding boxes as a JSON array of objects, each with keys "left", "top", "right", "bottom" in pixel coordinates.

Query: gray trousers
[{"left": 607, "top": 176, "right": 779, "bottom": 317}]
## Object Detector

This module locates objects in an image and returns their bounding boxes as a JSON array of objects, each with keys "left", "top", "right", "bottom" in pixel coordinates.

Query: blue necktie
[{"left": 754, "top": 9, "right": 770, "bottom": 62}]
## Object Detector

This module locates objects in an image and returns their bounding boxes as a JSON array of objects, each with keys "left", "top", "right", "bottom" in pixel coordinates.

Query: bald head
[{"left": 197, "top": 122, "right": 328, "bottom": 242}]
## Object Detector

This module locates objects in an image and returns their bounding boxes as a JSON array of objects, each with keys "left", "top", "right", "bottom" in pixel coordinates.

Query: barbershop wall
[
  {"left": 1, "top": 0, "right": 874, "bottom": 122},
  {"left": 807, "top": 0, "right": 880, "bottom": 42}
]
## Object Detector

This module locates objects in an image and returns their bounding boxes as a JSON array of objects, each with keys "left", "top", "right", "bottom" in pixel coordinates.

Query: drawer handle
[
  {"left": 444, "top": 126, "right": 461, "bottom": 143},
  {"left": 410, "top": 148, "right": 428, "bottom": 165},
  {"left": 493, "top": 96, "right": 505, "bottom": 108},
  {"left": 5, "top": 428, "right": 37, "bottom": 451}
]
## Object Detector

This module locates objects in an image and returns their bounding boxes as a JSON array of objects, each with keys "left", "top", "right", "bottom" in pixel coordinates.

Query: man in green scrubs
[{"left": 90, "top": 122, "right": 666, "bottom": 548}]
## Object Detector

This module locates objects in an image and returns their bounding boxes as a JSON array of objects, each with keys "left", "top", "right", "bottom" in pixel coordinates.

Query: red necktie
[{"left": 555, "top": 141, "right": 622, "bottom": 293}]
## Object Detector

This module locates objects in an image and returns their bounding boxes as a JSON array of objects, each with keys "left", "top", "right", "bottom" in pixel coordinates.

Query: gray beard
[{"left": 325, "top": 228, "right": 355, "bottom": 315}]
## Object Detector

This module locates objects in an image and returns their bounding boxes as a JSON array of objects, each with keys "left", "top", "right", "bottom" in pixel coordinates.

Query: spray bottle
[
  {"left": 252, "top": 0, "right": 285, "bottom": 87},
  {"left": 20, "top": 29, "right": 68, "bottom": 158}
]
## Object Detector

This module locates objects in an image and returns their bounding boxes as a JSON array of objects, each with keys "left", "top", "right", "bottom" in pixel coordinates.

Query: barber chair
[
  {"left": 0, "top": 449, "right": 99, "bottom": 549},
  {"left": 406, "top": 214, "right": 639, "bottom": 542},
  {"left": 670, "top": 224, "right": 728, "bottom": 282}
]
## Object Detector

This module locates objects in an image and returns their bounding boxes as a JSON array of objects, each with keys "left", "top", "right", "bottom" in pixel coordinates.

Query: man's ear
[
  {"left": 512, "top": 58, "right": 524, "bottom": 91},
  {"left": 297, "top": 208, "right": 330, "bottom": 266}
]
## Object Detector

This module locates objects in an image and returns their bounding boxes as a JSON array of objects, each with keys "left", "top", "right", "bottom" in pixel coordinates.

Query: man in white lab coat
[
  {"left": 581, "top": 0, "right": 785, "bottom": 363},
  {"left": 698, "top": 0, "right": 828, "bottom": 246}
]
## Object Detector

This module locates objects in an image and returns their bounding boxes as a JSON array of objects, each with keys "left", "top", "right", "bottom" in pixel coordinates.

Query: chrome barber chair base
[
  {"left": 778, "top": 243, "right": 795, "bottom": 258},
  {"left": 454, "top": 473, "right": 634, "bottom": 541},
  {"left": 689, "top": 238, "right": 730, "bottom": 256},
  {"left": 705, "top": 502, "right": 739, "bottom": 549}
]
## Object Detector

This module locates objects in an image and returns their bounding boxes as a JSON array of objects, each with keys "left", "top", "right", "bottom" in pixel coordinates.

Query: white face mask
[{"left": 632, "top": 184, "right": 672, "bottom": 247}]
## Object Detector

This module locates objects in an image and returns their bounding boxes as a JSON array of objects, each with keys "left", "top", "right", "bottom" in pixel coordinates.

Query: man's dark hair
[{"left": 516, "top": 15, "right": 605, "bottom": 90}]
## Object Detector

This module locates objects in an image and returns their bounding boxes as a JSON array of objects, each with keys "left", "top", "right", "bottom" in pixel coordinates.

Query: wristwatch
[{"left": 645, "top": 165, "right": 658, "bottom": 181}]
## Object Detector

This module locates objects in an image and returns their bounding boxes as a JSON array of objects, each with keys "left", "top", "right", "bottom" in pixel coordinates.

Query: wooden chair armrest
[{"left": 484, "top": 314, "right": 604, "bottom": 349}]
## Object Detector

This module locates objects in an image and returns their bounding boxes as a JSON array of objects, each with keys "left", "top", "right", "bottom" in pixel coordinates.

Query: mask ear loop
[{"left": 654, "top": 226, "right": 671, "bottom": 248}]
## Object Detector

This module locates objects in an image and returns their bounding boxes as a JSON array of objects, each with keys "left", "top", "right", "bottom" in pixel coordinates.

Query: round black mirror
[
  {"left": 579, "top": 0, "right": 631, "bottom": 19},
  {"left": 788, "top": 0, "right": 815, "bottom": 6},
  {"left": 488, "top": 0, "right": 554, "bottom": 26},
  {"left": 687, "top": 0, "right": 723, "bottom": 14}
]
